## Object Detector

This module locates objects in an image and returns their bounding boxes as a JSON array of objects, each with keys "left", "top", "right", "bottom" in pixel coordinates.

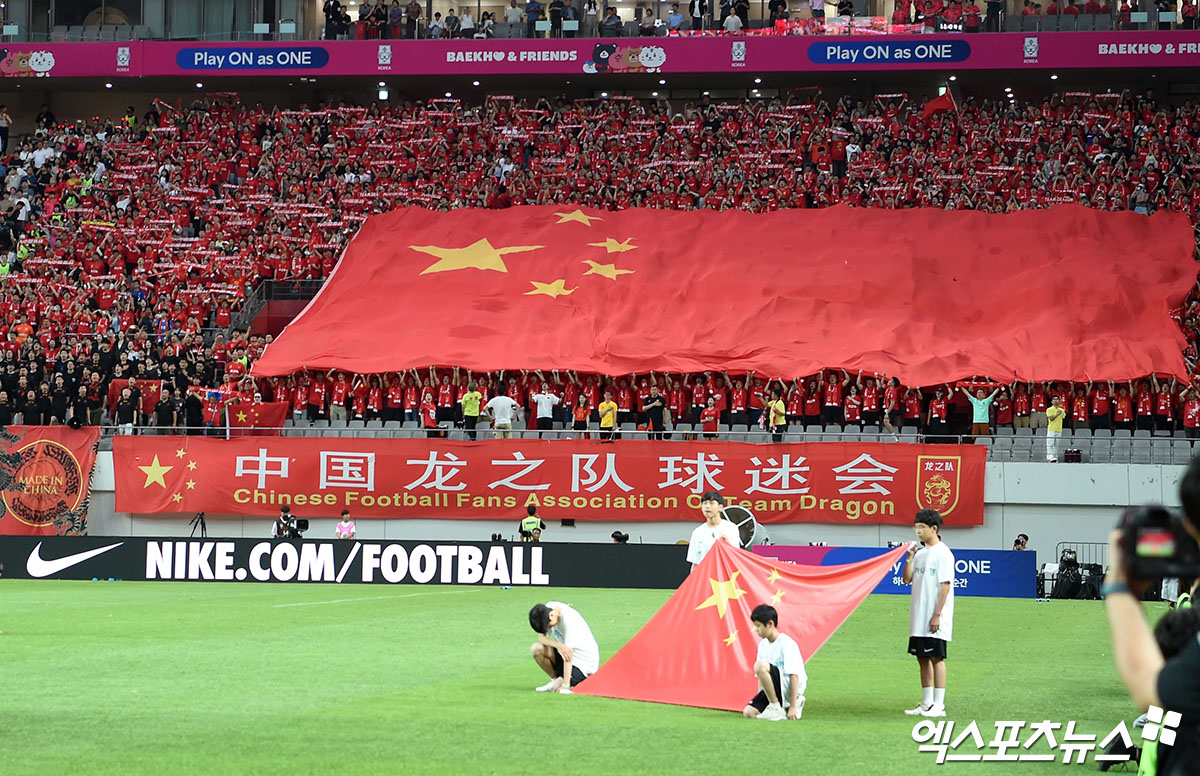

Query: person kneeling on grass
[
  {"left": 742, "top": 603, "right": 807, "bottom": 721},
  {"left": 529, "top": 601, "right": 599, "bottom": 695}
]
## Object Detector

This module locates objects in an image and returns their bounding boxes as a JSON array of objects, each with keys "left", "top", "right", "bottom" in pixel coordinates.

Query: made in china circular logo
[{"left": 3, "top": 440, "right": 85, "bottom": 526}]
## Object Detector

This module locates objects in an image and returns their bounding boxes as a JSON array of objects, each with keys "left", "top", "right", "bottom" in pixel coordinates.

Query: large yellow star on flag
[
  {"left": 525, "top": 279, "right": 576, "bottom": 299},
  {"left": 587, "top": 237, "right": 637, "bottom": 253},
  {"left": 236, "top": 411, "right": 248, "bottom": 422},
  {"left": 554, "top": 209, "right": 603, "bottom": 226},
  {"left": 138, "top": 455, "right": 173, "bottom": 489},
  {"left": 696, "top": 570, "right": 747, "bottom": 618},
  {"left": 723, "top": 629, "right": 738, "bottom": 646},
  {"left": 412, "top": 239, "right": 543, "bottom": 275},
  {"left": 582, "top": 260, "right": 634, "bottom": 280}
]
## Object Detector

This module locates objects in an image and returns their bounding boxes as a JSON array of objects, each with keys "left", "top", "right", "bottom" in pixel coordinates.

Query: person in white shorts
[
  {"left": 529, "top": 601, "right": 599, "bottom": 694},
  {"left": 687, "top": 490, "right": 741, "bottom": 571}
]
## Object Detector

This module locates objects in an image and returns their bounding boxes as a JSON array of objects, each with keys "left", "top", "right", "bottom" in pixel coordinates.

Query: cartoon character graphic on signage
[
  {"left": 638, "top": 45, "right": 666, "bottom": 73},
  {"left": 582, "top": 43, "right": 616, "bottom": 73},
  {"left": 28, "top": 51, "right": 55, "bottom": 77},
  {"left": 582, "top": 42, "right": 667, "bottom": 74},
  {"left": 0, "top": 51, "right": 33, "bottom": 77}
]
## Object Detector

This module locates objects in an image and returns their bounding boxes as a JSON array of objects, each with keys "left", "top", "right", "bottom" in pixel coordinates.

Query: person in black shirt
[
  {"left": 1105, "top": 459, "right": 1200, "bottom": 776},
  {"left": 184, "top": 387, "right": 205, "bottom": 436},
  {"left": 69, "top": 385, "right": 89, "bottom": 425},
  {"left": 115, "top": 388, "right": 137, "bottom": 435},
  {"left": 85, "top": 374, "right": 105, "bottom": 425},
  {"left": 154, "top": 391, "right": 177, "bottom": 434},
  {"left": 50, "top": 376, "right": 68, "bottom": 424},
  {"left": 0, "top": 390, "right": 13, "bottom": 426},
  {"left": 643, "top": 385, "right": 667, "bottom": 441},
  {"left": 17, "top": 388, "right": 38, "bottom": 425}
]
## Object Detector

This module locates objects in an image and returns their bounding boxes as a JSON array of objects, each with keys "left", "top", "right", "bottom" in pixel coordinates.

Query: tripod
[{"left": 189, "top": 511, "right": 207, "bottom": 538}]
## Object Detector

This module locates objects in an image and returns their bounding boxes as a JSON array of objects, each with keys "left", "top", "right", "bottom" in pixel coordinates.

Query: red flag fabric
[
  {"left": 923, "top": 91, "right": 956, "bottom": 121},
  {"left": 252, "top": 205, "right": 1194, "bottom": 385},
  {"left": 0, "top": 426, "right": 101, "bottom": 536},
  {"left": 107, "top": 379, "right": 164, "bottom": 416},
  {"left": 225, "top": 401, "right": 289, "bottom": 437},
  {"left": 576, "top": 540, "right": 908, "bottom": 711}
]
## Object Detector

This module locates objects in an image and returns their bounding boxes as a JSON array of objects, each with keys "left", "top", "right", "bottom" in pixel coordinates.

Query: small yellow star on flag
[
  {"left": 723, "top": 630, "right": 738, "bottom": 646},
  {"left": 186, "top": 480, "right": 197, "bottom": 490},
  {"left": 172, "top": 493, "right": 183, "bottom": 504},
  {"left": 771, "top": 589, "right": 786, "bottom": 605},
  {"left": 587, "top": 237, "right": 637, "bottom": 253},
  {"left": 767, "top": 569, "right": 782, "bottom": 584},
  {"left": 582, "top": 260, "right": 634, "bottom": 280},
  {"left": 411, "top": 239, "right": 543, "bottom": 275},
  {"left": 553, "top": 209, "right": 603, "bottom": 226},
  {"left": 696, "top": 570, "right": 747, "bottom": 618},
  {"left": 175, "top": 448, "right": 187, "bottom": 459},
  {"left": 525, "top": 279, "right": 576, "bottom": 299},
  {"left": 236, "top": 411, "right": 248, "bottom": 422},
  {"left": 138, "top": 455, "right": 173, "bottom": 489},
  {"left": 187, "top": 460, "right": 197, "bottom": 471}
]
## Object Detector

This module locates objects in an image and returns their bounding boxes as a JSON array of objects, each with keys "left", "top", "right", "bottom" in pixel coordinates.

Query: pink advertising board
[{"left": 0, "top": 32, "right": 1196, "bottom": 78}]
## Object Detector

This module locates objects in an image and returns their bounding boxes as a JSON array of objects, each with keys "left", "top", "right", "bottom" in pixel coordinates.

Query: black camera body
[
  {"left": 283, "top": 517, "right": 309, "bottom": 539},
  {"left": 1119, "top": 504, "right": 1200, "bottom": 580}
]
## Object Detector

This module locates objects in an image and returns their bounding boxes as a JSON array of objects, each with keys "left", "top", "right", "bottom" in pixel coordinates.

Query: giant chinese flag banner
[
  {"left": 577, "top": 540, "right": 908, "bottom": 711},
  {"left": 0, "top": 425, "right": 101, "bottom": 536},
  {"left": 112, "top": 437, "right": 984, "bottom": 525},
  {"left": 252, "top": 204, "right": 1196, "bottom": 384}
]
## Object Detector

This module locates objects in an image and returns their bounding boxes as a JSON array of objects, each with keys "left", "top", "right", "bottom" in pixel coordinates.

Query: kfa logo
[
  {"left": 116, "top": 45, "right": 131, "bottom": 69},
  {"left": 1023, "top": 36, "right": 1039, "bottom": 62},
  {"left": 916, "top": 456, "right": 961, "bottom": 516},
  {"left": 377, "top": 43, "right": 392, "bottom": 68},
  {"left": 731, "top": 40, "right": 746, "bottom": 66}
]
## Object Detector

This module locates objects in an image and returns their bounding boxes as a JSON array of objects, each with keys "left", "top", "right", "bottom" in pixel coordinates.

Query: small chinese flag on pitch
[
  {"left": 226, "top": 402, "right": 289, "bottom": 437},
  {"left": 576, "top": 540, "right": 907, "bottom": 712}
]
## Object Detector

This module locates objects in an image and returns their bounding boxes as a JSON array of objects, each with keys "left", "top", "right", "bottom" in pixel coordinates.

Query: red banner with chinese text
[
  {"left": 113, "top": 438, "right": 985, "bottom": 525},
  {"left": 0, "top": 425, "right": 101, "bottom": 536}
]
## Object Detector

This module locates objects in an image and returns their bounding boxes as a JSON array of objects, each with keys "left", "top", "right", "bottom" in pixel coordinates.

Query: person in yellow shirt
[
  {"left": 766, "top": 386, "right": 788, "bottom": 442},
  {"left": 598, "top": 389, "right": 618, "bottom": 442},
  {"left": 1045, "top": 394, "right": 1066, "bottom": 462},
  {"left": 459, "top": 381, "right": 483, "bottom": 441}
]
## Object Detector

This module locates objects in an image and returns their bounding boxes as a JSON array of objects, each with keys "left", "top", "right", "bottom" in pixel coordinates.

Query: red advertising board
[{"left": 114, "top": 437, "right": 985, "bottom": 525}]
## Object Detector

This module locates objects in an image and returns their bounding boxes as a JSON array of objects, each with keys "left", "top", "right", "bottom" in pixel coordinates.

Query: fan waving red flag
[
  {"left": 225, "top": 402, "right": 289, "bottom": 437},
  {"left": 923, "top": 91, "right": 956, "bottom": 121},
  {"left": 576, "top": 540, "right": 907, "bottom": 711}
]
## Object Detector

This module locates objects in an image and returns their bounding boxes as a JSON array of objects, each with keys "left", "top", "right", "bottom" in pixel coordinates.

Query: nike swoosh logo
[{"left": 26, "top": 541, "right": 125, "bottom": 578}]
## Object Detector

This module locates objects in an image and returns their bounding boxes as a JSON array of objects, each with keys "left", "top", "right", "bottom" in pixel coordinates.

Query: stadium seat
[
  {"left": 843, "top": 426, "right": 860, "bottom": 434},
  {"left": 899, "top": 427, "right": 918, "bottom": 436},
  {"left": 1174, "top": 441, "right": 1195, "bottom": 465},
  {"left": 674, "top": 422, "right": 692, "bottom": 432},
  {"left": 98, "top": 26, "right": 115, "bottom": 40},
  {"left": 114, "top": 25, "right": 134, "bottom": 40},
  {"left": 1089, "top": 439, "right": 1111, "bottom": 463},
  {"left": 1114, "top": 428, "right": 1132, "bottom": 438},
  {"left": 1132, "top": 440, "right": 1153, "bottom": 465},
  {"left": 805, "top": 425, "right": 823, "bottom": 433},
  {"left": 1094, "top": 13, "right": 1113, "bottom": 29},
  {"left": 402, "top": 420, "right": 418, "bottom": 429},
  {"left": 1111, "top": 440, "right": 1133, "bottom": 463},
  {"left": 1014, "top": 427, "right": 1033, "bottom": 436},
  {"left": 1151, "top": 440, "right": 1173, "bottom": 465},
  {"left": 132, "top": 24, "right": 151, "bottom": 38},
  {"left": 50, "top": 25, "right": 68, "bottom": 41},
  {"left": 1073, "top": 428, "right": 1092, "bottom": 438},
  {"left": 998, "top": 426, "right": 1014, "bottom": 435},
  {"left": 66, "top": 25, "right": 83, "bottom": 41},
  {"left": 313, "top": 419, "right": 331, "bottom": 429},
  {"left": 1134, "top": 429, "right": 1151, "bottom": 438}
]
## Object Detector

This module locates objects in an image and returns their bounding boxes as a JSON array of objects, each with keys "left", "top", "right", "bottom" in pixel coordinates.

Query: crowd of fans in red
[{"left": 1, "top": 88, "right": 1199, "bottom": 437}]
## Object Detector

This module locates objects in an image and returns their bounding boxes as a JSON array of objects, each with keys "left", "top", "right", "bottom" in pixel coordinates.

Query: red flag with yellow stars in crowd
[
  {"left": 251, "top": 204, "right": 1194, "bottom": 384},
  {"left": 123, "top": 441, "right": 208, "bottom": 512},
  {"left": 225, "top": 401, "right": 289, "bottom": 437},
  {"left": 576, "top": 539, "right": 907, "bottom": 712}
]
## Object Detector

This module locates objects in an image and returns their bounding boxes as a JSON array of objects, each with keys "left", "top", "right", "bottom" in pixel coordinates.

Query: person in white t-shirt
[
  {"left": 901, "top": 509, "right": 956, "bottom": 718},
  {"left": 335, "top": 509, "right": 356, "bottom": 539},
  {"left": 484, "top": 389, "right": 520, "bottom": 439},
  {"left": 742, "top": 603, "right": 807, "bottom": 720},
  {"left": 529, "top": 601, "right": 599, "bottom": 694},
  {"left": 686, "top": 491, "right": 741, "bottom": 571},
  {"left": 530, "top": 383, "right": 560, "bottom": 434}
]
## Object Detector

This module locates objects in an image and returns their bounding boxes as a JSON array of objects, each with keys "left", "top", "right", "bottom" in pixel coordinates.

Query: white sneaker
[
  {"left": 904, "top": 702, "right": 932, "bottom": 716},
  {"left": 535, "top": 677, "right": 564, "bottom": 692},
  {"left": 558, "top": 687, "right": 573, "bottom": 695},
  {"left": 919, "top": 704, "right": 947, "bottom": 717},
  {"left": 758, "top": 703, "right": 786, "bottom": 721}
]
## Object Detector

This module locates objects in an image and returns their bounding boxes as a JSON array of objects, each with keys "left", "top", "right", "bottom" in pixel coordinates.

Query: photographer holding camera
[
  {"left": 271, "top": 505, "right": 309, "bottom": 539},
  {"left": 1104, "top": 459, "right": 1200, "bottom": 775}
]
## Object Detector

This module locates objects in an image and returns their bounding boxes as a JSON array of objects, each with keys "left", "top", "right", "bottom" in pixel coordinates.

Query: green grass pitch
[{"left": 1, "top": 581, "right": 1146, "bottom": 774}]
